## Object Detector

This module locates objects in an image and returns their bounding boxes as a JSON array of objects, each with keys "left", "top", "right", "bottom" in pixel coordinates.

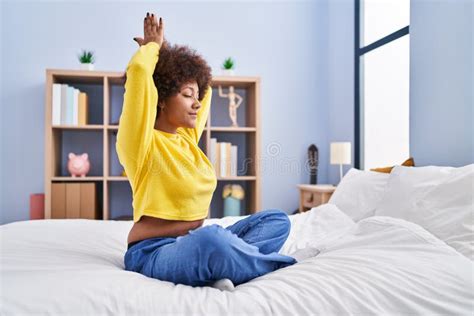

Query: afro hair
[{"left": 153, "top": 40, "right": 212, "bottom": 117}]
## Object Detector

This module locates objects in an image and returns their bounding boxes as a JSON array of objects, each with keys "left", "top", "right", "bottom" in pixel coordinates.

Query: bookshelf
[{"left": 44, "top": 69, "right": 261, "bottom": 220}]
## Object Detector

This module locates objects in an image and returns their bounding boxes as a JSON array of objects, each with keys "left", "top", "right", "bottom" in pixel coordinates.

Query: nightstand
[{"left": 297, "top": 184, "right": 336, "bottom": 213}]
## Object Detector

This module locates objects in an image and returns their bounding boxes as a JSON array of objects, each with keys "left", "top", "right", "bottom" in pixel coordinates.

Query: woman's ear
[
  {"left": 158, "top": 100, "right": 165, "bottom": 109},
  {"left": 156, "top": 100, "right": 165, "bottom": 118}
]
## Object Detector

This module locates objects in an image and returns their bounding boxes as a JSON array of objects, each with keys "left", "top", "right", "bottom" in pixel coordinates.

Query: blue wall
[
  {"left": 326, "top": 0, "right": 355, "bottom": 184},
  {"left": 410, "top": 0, "right": 473, "bottom": 167},
  {"left": 0, "top": 2, "right": 3, "bottom": 225},
  {"left": 0, "top": 1, "right": 330, "bottom": 224}
]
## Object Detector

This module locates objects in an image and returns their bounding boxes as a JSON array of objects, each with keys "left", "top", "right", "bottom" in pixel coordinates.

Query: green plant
[
  {"left": 78, "top": 50, "right": 95, "bottom": 64},
  {"left": 222, "top": 57, "right": 235, "bottom": 70}
]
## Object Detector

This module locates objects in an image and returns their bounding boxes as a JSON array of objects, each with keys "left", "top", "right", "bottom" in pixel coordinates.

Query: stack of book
[
  {"left": 209, "top": 138, "right": 238, "bottom": 177},
  {"left": 52, "top": 83, "right": 89, "bottom": 125},
  {"left": 51, "top": 182, "right": 97, "bottom": 219}
]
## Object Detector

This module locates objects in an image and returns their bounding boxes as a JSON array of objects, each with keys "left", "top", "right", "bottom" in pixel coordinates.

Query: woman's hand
[{"left": 133, "top": 12, "right": 164, "bottom": 48}]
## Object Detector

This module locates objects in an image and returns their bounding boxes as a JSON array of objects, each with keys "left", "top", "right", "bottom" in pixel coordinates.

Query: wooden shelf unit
[{"left": 44, "top": 69, "right": 261, "bottom": 220}]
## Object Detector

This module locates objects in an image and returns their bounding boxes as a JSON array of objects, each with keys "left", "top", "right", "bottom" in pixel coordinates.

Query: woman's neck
[{"left": 154, "top": 116, "right": 177, "bottom": 134}]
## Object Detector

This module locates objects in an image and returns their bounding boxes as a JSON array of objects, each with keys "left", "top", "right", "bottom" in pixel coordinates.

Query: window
[{"left": 355, "top": 0, "right": 410, "bottom": 169}]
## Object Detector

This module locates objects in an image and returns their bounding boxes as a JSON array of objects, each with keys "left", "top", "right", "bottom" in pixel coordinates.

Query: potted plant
[
  {"left": 221, "top": 57, "right": 235, "bottom": 76},
  {"left": 78, "top": 50, "right": 95, "bottom": 70}
]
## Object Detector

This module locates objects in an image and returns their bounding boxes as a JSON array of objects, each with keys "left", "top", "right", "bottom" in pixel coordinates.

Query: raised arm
[
  {"left": 218, "top": 85, "right": 228, "bottom": 97},
  {"left": 116, "top": 13, "right": 164, "bottom": 183}
]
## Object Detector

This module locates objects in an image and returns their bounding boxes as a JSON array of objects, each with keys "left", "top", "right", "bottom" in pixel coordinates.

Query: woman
[{"left": 118, "top": 12, "right": 297, "bottom": 291}]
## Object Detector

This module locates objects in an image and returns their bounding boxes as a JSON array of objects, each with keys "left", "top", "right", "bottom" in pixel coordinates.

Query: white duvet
[{"left": 1, "top": 205, "right": 473, "bottom": 315}]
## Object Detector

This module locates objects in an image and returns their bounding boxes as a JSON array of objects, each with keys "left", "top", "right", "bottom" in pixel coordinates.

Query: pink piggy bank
[{"left": 67, "top": 153, "right": 91, "bottom": 177}]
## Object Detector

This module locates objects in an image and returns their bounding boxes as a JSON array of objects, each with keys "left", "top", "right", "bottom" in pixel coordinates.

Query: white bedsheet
[{"left": 1, "top": 205, "right": 472, "bottom": 315}]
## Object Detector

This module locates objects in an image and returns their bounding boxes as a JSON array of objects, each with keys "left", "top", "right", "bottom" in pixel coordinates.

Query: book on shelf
[
  {"left": 51, "top": 182, "right": 97, "bottom": 219},
  {"left": 66, "top": 183, "right": 81, "bottom": 218},
  {"left": 78, "top": 92, "right": 88, "bottom": 125},
  {"left": 72, "top": 88, "right": 79, "bottom": 125},
  {"left": 225, "top": 143, "right": 232, "bottom": 176},
  {"left": 215, "top": 141, "right": 221, "bottom": 177},
  {"left": 52, "top": 83, "right": 89, "bottom": 126},
  {"left": 209, "top": 139, "right": 238, "bottom": 178},
  {"left": 219, "top": 142, "right": 227, "bottom": 177},
  {"left": 67, "top": 86, "right": 74, "bottom": 124},
  {"left": 230, "top": 145, "right": 238, "bottom": 177},
  {"left": 59, "top": 84, "right": 68, "bottom": 125},
  {"left": 52, "top": 84, "right": 61, "bottom": 125}
]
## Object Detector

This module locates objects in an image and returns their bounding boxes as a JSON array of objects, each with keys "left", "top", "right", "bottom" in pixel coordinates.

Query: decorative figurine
[
  {"left": 67, "top": 153, "right": 91, "bottom": 177},
  {"left": 218, "top": 85, "right": 243, "bottom": 127},
  {"left": 308, "top": 144, "right": 319, "bottom": 184}
]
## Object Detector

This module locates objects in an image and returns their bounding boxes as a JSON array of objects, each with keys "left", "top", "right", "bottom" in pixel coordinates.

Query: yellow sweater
[{"left": 116, "top": 42, "right": 217, "bottom": 223}]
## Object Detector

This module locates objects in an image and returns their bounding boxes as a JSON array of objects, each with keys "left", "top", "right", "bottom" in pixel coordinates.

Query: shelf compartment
[
  {"left": 51, "top": 74, "right": 104, "bottom": 125},
  {"left": 209, "top": 180, "right": 253, "bottom": 218},
  {"left": 107, "top": 130, "right": 125, "bottom": 177},
  {"left": 107, "top": 78, "right": 125, "bottom": 125},
  {"left": 210, "top": 87, "right": 248, "bottom": 127},
  {"left": 51, "top": 129, "right": 103, "bottom": 177},
  {"left": 210, "top": 131, "right": 257, "bottom": 177},
  {"left": 50, "top": 180, "right": 104, "bottom": 219},
  {"left": 108, "top": 181, "right": 133, "bottom": 220}
]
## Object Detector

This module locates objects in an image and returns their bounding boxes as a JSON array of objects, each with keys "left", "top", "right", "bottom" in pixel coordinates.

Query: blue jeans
[{"left": 124, "top": 209, "right": 297, "bottom": 286}]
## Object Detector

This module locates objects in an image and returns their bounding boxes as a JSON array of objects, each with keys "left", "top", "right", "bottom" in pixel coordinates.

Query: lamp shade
[{"left": 330, "top": 142, "right": 351, "bottom": 165}]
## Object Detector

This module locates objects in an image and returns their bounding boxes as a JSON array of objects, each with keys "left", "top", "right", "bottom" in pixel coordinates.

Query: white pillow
[
  {"left": 328, "top": 168, "right": 390, "bottom": 221},
  {"left": 375, "top": 164, "right": 474, "bottom": 260}
]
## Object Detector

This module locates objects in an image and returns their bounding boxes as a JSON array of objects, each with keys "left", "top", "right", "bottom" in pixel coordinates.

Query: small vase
[
  {"left": 222, "top": 69, "right": 235, "bottom": 76},
  {"left": 30, "top": 193, "right": 45, "bottom": 220},
  {"left": 223, "top": 197, "right": 241, "bottom": 217},
  {"left": 80, "top": 63, "right": 95, "bottom": 71}
]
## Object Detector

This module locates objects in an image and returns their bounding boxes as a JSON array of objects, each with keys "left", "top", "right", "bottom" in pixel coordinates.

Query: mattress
[{"left": 1, "top": 204, "right": 472, "bottom": 315}]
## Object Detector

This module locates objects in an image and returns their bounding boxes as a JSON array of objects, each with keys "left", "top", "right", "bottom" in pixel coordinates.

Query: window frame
[{"left": 354, "top": 0, "right": 410, "bottom": 169}]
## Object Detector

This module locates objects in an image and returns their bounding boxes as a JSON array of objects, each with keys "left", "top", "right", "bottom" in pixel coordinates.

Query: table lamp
[{"left": 330, "top": 142, "right": 351, "bottom": 182}]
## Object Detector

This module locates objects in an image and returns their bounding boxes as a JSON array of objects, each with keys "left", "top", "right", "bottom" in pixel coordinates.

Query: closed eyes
[
  {"left": 183, "top": 93, "right": 199, "bottom": 100},
  {"left": 181, "top": 87, "right": 199, "bottom": 99}
]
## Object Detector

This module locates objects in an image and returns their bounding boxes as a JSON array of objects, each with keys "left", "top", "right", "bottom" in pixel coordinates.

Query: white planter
[
  {"left": 80, "top": 63, "right": 95, "bottom": 71},
  {"left": 222, "top": 69, "right": 235, "bottom": 76}
]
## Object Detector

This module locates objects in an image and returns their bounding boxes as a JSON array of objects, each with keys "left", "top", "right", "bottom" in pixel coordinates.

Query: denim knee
[
  {"left": 263, "top": 209, "right": 291, "bottom": 236},
  {"left": 189, "top": 224, "right": 234, "bottom": 256},
  {"left": 189, "top": 224, "right": 226, "bottom": 246},
  {"left": 262, "top": 209, "right": 290, "bottom": 222}
]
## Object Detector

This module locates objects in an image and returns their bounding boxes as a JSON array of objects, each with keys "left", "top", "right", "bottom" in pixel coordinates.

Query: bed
[{"left": 1, "top": 165, "right": 473, "bottom": 315}]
